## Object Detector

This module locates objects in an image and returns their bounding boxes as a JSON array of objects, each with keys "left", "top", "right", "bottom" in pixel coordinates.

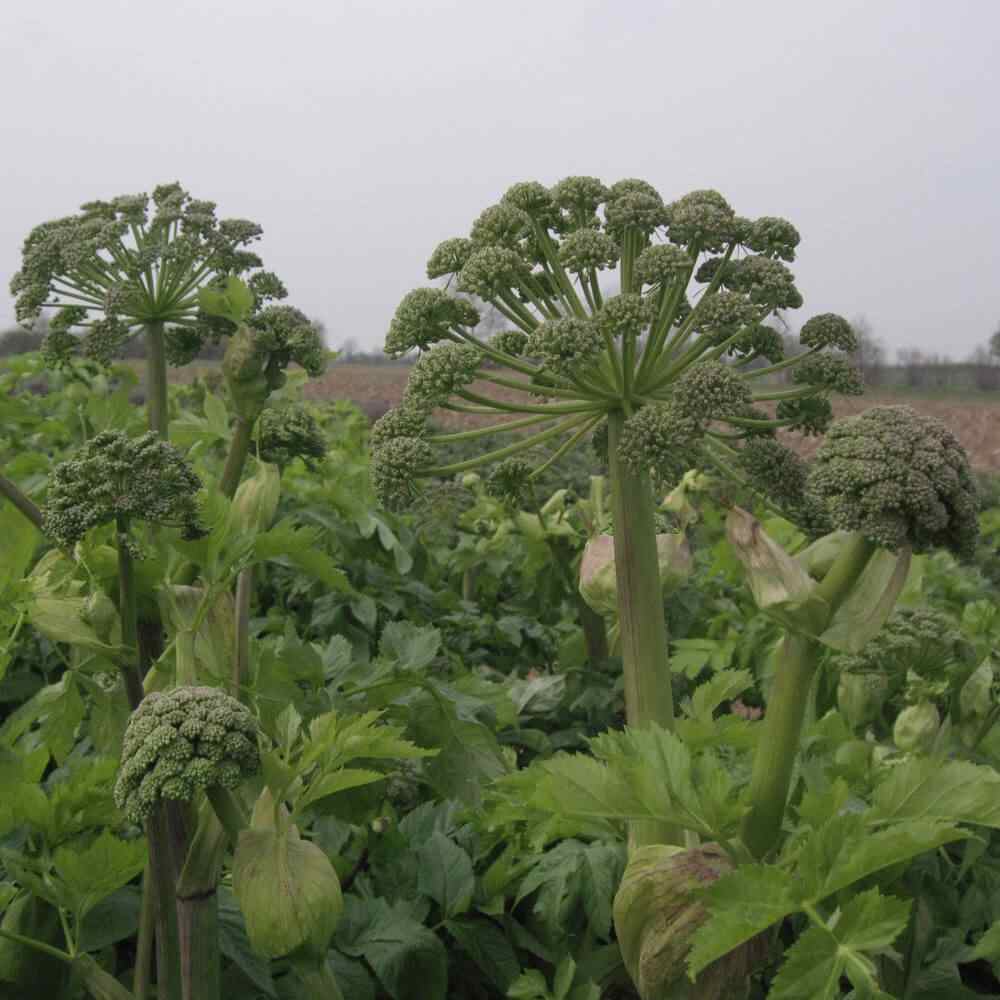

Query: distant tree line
[{"left": 6, "top": 312, "right": 1000, "bottom": 393}]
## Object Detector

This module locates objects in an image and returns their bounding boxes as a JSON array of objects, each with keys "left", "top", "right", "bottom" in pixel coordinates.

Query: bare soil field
[{"left": 302, "top": 364, "right": 1000, "bottom": 472}]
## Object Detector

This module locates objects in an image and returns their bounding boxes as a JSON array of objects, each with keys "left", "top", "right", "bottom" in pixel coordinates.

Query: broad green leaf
[
  {"left": 796, "top": 813, "right": 969, "bottom": 902},
  {"left": 971, "top": 919, "right": 1000, "bottom": 961},
  {"left": 769, "top": 889, "right": 910, "bottom": 999},
  {"left": 342, "top": 899, "right": 448, "bottom": 1000},
  {"left": 297, "top": 768, "right": 385, "bottom": 811},
  {"left": 52, "top": 830, "right": 147, "bottom": 920},
  {"left": 255, "top": 518, "right": 352, "bottom": 593},
  {"left": 869, "top": 757, "right": 1000, "bottom": 827},
  {"left": 687, "top": 670, "right": 754, "bottom": 722},
  {"left": 197, "top": 275, "right": 255, "bottom": 324},
  {"left": 688, "top": 865, "right": 796, "bottom": 977},
  {"left": 553, "top": 955, "right": 576, "bottom": 1000},
  {"left": 416, "top": 832, "right": 475, "bottom": 918},
  {"left": 378, "top": 622, "right": 440, "bottom": 672},
  {"left": 28, "top": 595, "right": 119, "bottom": 654},
  {"left": 507, "top": 969, "right": 549, "bottom": 999},
  {"left": 78, "top": 887, "right": 142, "bottom": 951},
  {"left": 0, "top": 504, "right": 38, "bottom": 592},
  {"left": 445, "top": 917, "right": 520, "bottom": 993},
  {"left": 218, "top": 886, "right": 277, "bottom": 997}
]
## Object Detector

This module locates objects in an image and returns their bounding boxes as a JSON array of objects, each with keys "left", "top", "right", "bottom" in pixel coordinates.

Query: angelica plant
[
  {"left": 373, "top": 177, "right": 861, "bottom": 844},
  {"left": 9, "top": 183, "right": 287, "bottom": 435},
  {"left": 735, "top": 405, "right": 979, "bottom": 858}
]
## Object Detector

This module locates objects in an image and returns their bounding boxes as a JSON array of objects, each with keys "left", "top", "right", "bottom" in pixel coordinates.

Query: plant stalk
[
  {"left": 741, "top": 533, "right": 878, "bottom": 858},
  {"left": 145, "top": 321, "right": 169, "bottom": 438},
  {"left": 233, "top": 566, "right": 253, "bottom": 699},
  {"left": 220, "top": 417, "right": 254, "bottom": 498},
  {"left": 175, "top": 805, "right": 228, "bottom": 1000},
  {"left": 607, "top": 411, "right": 675, "bottom": 848},
  {"left": 0, "top": 473, "right": 43, "bottom": 530}
]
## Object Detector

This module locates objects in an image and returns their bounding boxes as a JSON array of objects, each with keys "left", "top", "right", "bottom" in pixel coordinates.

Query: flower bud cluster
[
  {"left": 42, "top": 430, "right": 203, "bottom": 547},
  {"left": 403, "top": 343, "right": 482, "bottom": 411},
  {"left": 385, "top": 288, "right": 479, "bottom": 358},
  {"left": 525, "top": 317, "right": 603, "bottom": 378}
]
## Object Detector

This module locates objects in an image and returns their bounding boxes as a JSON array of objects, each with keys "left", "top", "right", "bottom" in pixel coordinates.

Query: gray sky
[{"left": 2, "top": 0, "right": 998, "bottom": 358}]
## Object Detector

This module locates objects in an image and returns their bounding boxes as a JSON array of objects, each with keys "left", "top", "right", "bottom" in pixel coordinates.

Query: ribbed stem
[
  {"left": 206, "top": 785, "right": 249, "bottom": 842},
  {"left": 741, "top": 632, "right": 818, "bottom": 859},
  {"left": 0, "top": 473, "right": 43, "bottom": 530},
  {"left": 145, "top": 322, "right": 169, "bottom": 438},
  {"left": 220, "top": 417, "right": 254, "bottom": 498},
  {"left": 133, "top": 867, "right": 156, "bottom": 999},
  {"left": 233, "top": 567, "right": 253, "bottom": 699},
  {"left": 607, "top": 411, "right": 675, "bottom": 848},
  {"left": 741, "top": 533, "right": 878, "bottom": 859},
  {"left": 116, "top": 518, "right": 144, "bottom": 710}
]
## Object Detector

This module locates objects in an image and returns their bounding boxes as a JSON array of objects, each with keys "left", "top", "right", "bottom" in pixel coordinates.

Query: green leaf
[
  {"left": 971, "top": 919, "right": 1000, "bottom": 961},
  {"left": 445, "top": 916, "right": 520, "bottom": 993},
  {"left": 255, "top": 518, "right": 353, "bottom": 594},
  {"left": 687, "top": 669, "right": 754, "bottom": 722},
  {"left": 378, "top": 622, "right": 440, "bottom": 672},
  {"left": 869, "top": 757, "right": 1000, "bottom": 828},
  {"left": 553, "top": 955, "right": 575, "bottom": 1000},
  {"left": 344, "top": 899, "right": 448, "bottom": 1000},
  {"left": 507, "top": 969, "right": 550, "bottom": 999},
  {"left": 198, "top": 276, "right": 255, "bottom": 324},
  {"left": 78, "top": 887, "right": 142, "bottom": 951},
  {"left": 297, "top": 768, "right": 385, "bottom": 811},
  {"left": 52, "top": 830, "right": 147, "bottom": 920},
  {"left": 688, "top": 865, "right": 796, "bottom": 977},
  {"left": 769, "top": 889, "right": 910, "bottom": 999},
  {"left": 218, "top": 886, "right": 276, "bottom": 997},
  {"left": 0, "top": 504, "right": 38, "bottom": 594},
  {"left": 797, "top": 813, "right": 970, "bottom": 902},
  {"left": 416, "top": 832, "right": 474, "bottom": 918}
]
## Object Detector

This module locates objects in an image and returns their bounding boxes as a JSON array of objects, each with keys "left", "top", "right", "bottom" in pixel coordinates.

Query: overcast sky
[{"left": 2, "top": 0, "right": 997, "bottom": 358}]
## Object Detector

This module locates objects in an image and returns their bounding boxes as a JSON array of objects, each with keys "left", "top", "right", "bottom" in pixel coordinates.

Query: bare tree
[{"left": 850, "top": 315, "right": 885, "bottom": 386}]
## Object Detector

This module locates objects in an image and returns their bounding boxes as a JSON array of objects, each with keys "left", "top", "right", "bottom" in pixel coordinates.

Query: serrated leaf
[
  {"left": 769, "top": 889, "right": 910, "bottom": 999},
  {"left": 255, "top": 518, "right": 353, "bottom": 594},
  {"left": 688, "top": 865, "right": 796, "bottom": 977},
  {"left": 297, "top": 768, "right": 384, "bottom": 811},
  {"left": 688, "top": 669, "right": 754, "bottom": 722},
  {"left": 52, "top": 830, "right": 147, "bottom": 920},
  {"left": 869, "top": 757, "right": 1000, "bottom": 828},
  {"left": 416, "top": 832, "right": 474, "bottom": 918},
  {"left": 445, "top": 916, "right": 520, "bottom": 993},
  {"left": 797, "top": 813, "right": 969, "bottom": 902},
  {"left": 378, "top": 622, "right": 440, "bottom": 672}
]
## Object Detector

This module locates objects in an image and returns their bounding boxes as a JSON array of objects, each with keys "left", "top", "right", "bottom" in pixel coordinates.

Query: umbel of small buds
[
  {"left": 370, "top": 178, "right": 863, "bottom": 514},
  {"left": 9, "top": 183, "right": 288, "bottom": 367},
  {"left": 41, "top": 430, "right": 203, "bottom": 547}
]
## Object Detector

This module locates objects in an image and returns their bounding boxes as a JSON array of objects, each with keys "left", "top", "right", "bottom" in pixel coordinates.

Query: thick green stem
[
  {"left": 133, "top": 867, "right": 156, "bottom": 1000},
  {"left": 741, "top": 632, "right": 818, "bottom": 859},
  {"left": 175, "top": 806, "right": 227, "bottom": 1000},
  {"left": 233, "top": 567, "right": 253, "bottom": 699},
  {"left": 576, "top": 595, "right": 609, "bottom": 664},
  {"left": 607, "top": 411, "right": 675, "bottom": 848},
  {"left": 0, "top": 473, "right": 43, "bottom": 530},
  {"left": 220, "top": 417, "right": 254, "bottom": 498},
  {"left": 116, "top": 518, "right": 145, "bottom": 709},
  {"left": 147, "top": 811, "right": 182, "bottom": 1000},
  {"left": 145, "top": 322, "right": 169, "bottom": 438},
  {"left": 742, "top": 533, "right": 878, "bottom": 859},
  {"left": 206, "top": 785, "right": 249, "bottom": 842}
]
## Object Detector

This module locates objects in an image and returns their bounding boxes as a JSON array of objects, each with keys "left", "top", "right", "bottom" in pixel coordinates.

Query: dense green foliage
[{"left": 2, "top": 350, "right": 1000, "bottom": 998}]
